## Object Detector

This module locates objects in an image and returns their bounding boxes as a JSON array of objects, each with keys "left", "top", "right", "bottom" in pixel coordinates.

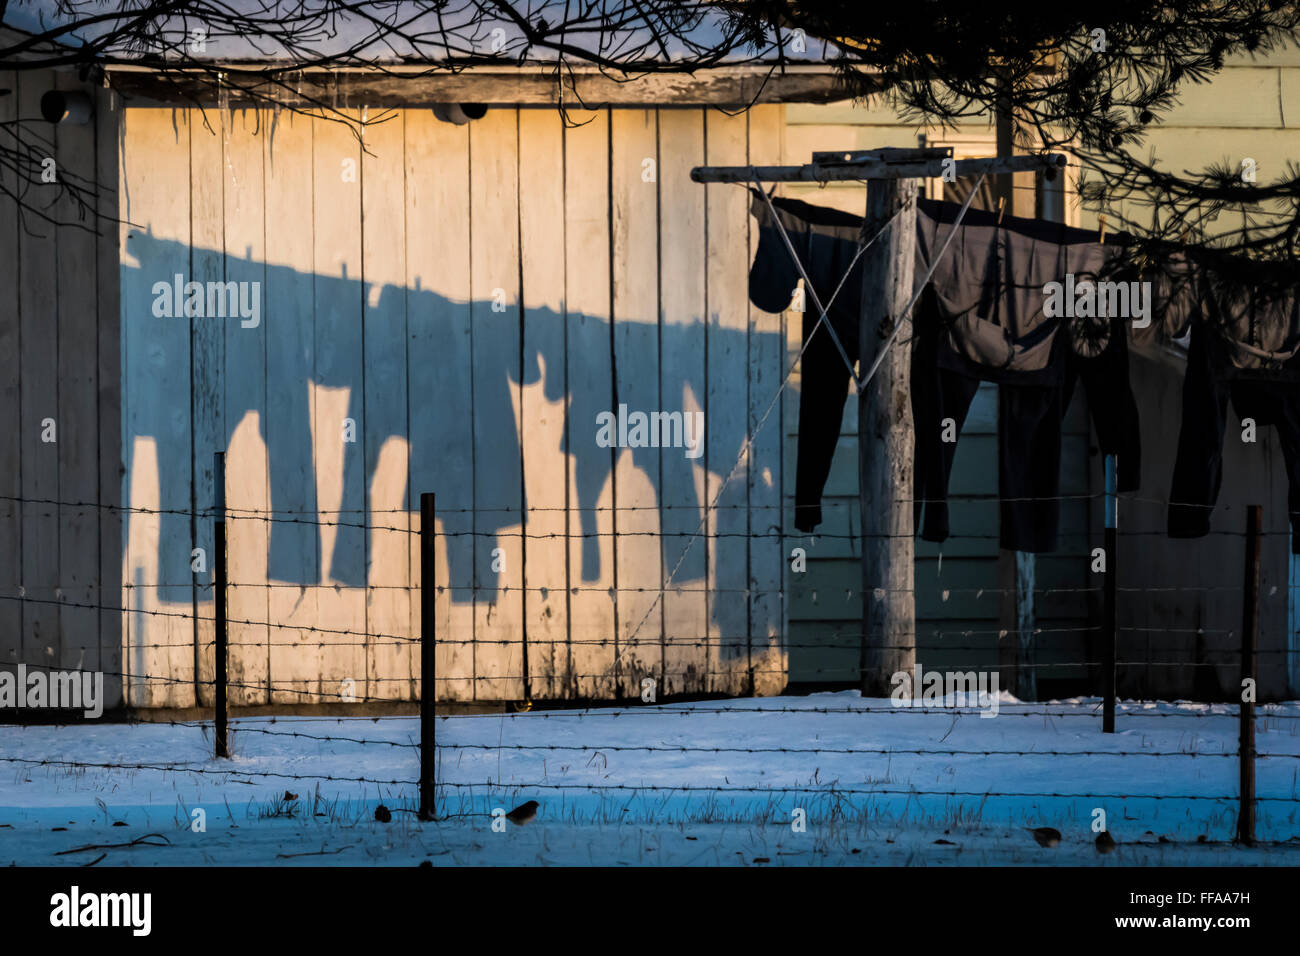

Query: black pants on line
[
  {"left": 912, "top": 315, "right": 1140, "bottom": 553},
  {"left": 910, "top": 333, "right": 1062, "bottom": 554},
  {"left": 1169, "top": 323, "right": 1300, "bottom": 553}
]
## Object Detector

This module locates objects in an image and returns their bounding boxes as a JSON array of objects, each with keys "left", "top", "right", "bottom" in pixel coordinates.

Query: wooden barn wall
[
  {"left": 0, "top": 70, "right": 123, "bottom": 710},
  {"left": 116, "top": 102, "right": 789, "bottom": 707}
]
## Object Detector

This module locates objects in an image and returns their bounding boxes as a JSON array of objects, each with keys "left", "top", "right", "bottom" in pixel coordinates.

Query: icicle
[
  {"left": 268, "top": 100, "right": 281, "bottom": 162},
  {"left": 218, "top": 75, "right": 236, "bottom": 189}
]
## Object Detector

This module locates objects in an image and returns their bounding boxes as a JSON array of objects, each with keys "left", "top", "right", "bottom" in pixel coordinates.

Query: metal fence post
[
  {"left": 213, "top": 451, "right": 229, "bottom": 759},
  {"left": 1102, "top": 454, "right": 1117, "bottom": 733},
  {"left": 1238, "top": 504, "right": 1261, "bottom": 845},
  {"left": 419, "top": 492, "right": 436, "bottom": 821}
]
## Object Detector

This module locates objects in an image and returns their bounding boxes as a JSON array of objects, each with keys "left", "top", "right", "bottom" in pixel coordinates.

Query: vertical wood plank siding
[{"left": 93, "top": 104, "right": 789, "bottom": 705}]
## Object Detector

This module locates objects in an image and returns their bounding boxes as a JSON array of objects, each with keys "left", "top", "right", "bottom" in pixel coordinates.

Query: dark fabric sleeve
[
  {"left": 1063, "top": 317, "right": 1142, "bottom": 492},
  {"left": 911, "top": 301, "right": 981, "bottom": 544},
  {"left": 794, "top": 304, "right": 856, "bottom": 532},
  {"left": 909, "top": 210, "right": 982, "bottom": 543},
  {"left": 791, "top": 231, "right": 864, "bottom": 533},
  {"left": 786, "top": 215, "right": 870, "bottom": 532},
  {"left": 1168, "top": 322, "right": 1230, "bottom": 539}
]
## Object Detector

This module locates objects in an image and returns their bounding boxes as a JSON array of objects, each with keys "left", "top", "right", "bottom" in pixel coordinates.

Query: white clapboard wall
[{"left": 115, "top": 103, "right": 789, "bottom": 706}]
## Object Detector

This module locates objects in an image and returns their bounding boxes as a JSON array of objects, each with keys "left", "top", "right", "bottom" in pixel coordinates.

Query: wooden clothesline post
[
  {"left": 856, "top": 170, "right": 918, "bottom": 696},
  {"left": 692, "top": 148, "right": 1066, "bottom": 697}
]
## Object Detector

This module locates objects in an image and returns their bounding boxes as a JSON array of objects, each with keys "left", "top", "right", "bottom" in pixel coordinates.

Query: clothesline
[{"left": 748, "top": 187, "right": 1300, "bottom": 556}]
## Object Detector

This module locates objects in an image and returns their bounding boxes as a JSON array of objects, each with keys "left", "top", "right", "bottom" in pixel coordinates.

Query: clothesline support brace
[
  {"left": 693, "top": 147, "right": 1068, "bottom": 699},
  {"left": 690, "top": 149, "right": 1066, "bottom": 185}
]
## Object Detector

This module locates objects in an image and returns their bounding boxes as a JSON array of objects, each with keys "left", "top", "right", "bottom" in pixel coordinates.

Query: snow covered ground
[{"left": 2, "top": 692, "right": 1298, "bottom": 865}]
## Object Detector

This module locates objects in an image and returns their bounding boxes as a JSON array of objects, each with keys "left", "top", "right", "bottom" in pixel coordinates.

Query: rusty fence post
[
  {"left": 419, "top": 492, "right": 437, "bottom": 820},
  {"left": 1238, "top": 504, "right": 1261, "bottom": 845}
]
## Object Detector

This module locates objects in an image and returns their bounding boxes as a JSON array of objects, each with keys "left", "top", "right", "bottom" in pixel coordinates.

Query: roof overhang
[{"left": 102, "top": 62, "right": 864, "bottom": 108}]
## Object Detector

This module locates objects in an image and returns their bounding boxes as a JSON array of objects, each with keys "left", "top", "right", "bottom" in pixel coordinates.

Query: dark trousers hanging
[
  {"left": 912, "top": 299, "right": 1066, "bottom": 554},
  {"left": 912, "top": 366, "right": 1063, "bottom": 552},
  {"left": 914, "top": 311, "right": 1140, "bottom": 553},
  {"left": 997, "top": 381, "right": 1063, "bottom": 553},
  {"left": 1169, "top": 323, "right": 1300, "bottom": 552}
]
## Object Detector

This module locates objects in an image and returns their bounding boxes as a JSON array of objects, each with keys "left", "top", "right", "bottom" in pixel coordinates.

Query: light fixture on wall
[
  {"left": 40, "top": 89, "right": 93, "bottom": 125},
  {"left": 431, "top": 103, "right": 489, "bottom": 125}
]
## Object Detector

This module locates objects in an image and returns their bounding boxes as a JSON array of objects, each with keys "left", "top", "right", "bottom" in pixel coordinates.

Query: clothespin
[
  {"left": 996, "top": 196, "right": 1006, "bottom": 224},
  {"left": 1098, "top": 215, "right": 1107, "bottom": 245}
]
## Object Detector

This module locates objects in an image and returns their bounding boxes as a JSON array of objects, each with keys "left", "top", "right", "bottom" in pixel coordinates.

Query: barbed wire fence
[
  {"left": 2, "top": 472, "right": 1299, "bottom": 847},
  {"left": 413, "top": 474, "right": 1295, "bottom": 844}
]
